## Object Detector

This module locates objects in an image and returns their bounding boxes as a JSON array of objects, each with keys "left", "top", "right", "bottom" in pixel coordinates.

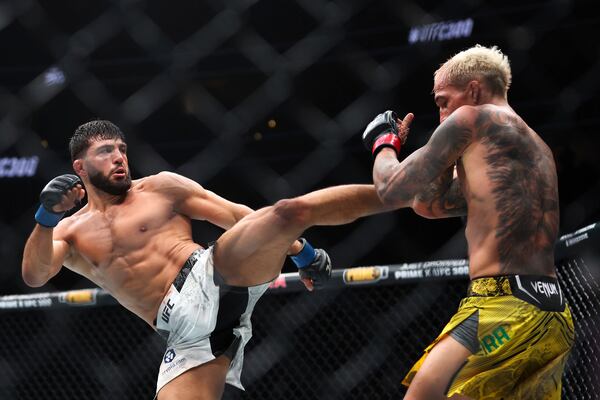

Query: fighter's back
[{"left": 459, "top": 104, "right": 559, "bottom": 278}]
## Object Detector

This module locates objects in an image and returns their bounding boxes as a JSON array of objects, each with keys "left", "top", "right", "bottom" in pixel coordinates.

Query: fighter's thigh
[
  {"left": 157, "top": 355, "right": 230, "bottom": 400},
  {"left": 213, "top": 206, "right": 306, "bottom": 286},
  {"left": 404, "top": 335, "right": 472, "bottom": 400}
]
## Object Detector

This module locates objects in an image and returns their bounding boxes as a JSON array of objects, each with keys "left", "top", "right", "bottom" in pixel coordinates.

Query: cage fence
[
  {"left": 0, "top": 222, "right": 598, "bottom": 399},
  {"left": 1, "top": 1, "right": 599, "bottom": 399}
]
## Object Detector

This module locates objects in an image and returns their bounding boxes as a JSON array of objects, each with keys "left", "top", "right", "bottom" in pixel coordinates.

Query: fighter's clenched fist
[
  {"left": 35, "top": 174, "right": 85, "bottom": 227},
  {"left": 362, "top": 110, "right": 414, "bottom": 158},
  {"left": 291, "top": 238, "right": 332, "bottom": 291}
]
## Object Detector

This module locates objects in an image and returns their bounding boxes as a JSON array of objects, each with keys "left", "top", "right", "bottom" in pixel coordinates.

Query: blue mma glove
[
  {"left": 291, "top": 238, "right": 332, "bottom": 288},
  {"left": 35, "top": 174, "right": 81, "bottom": 227}
]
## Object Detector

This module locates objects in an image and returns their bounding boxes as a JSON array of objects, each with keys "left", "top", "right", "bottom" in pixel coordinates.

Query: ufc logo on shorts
[{"left": 161, "top": 298, "right": 175, "bottom": 324}]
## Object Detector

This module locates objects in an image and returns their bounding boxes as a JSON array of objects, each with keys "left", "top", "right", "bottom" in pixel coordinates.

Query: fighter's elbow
[
  {"left": 376, "top": 186, "right": 394, "bottom": 207},
  {"left": 22, "top": 274, "right": 46, "bottom": 288},
  {"left": 411, "top": 198, "right": 467, "bottom": 219},
  {"left": 21, "top": 263, "right": 48, "bottom": 288},
  {"left": 411, "top": 200, "right": 438, "bottom": 219},
  {"left": 375, "top": 182, "right": 412, "bottom": 209}
]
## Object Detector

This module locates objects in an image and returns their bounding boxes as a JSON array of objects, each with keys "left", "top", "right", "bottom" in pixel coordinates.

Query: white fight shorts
[{"left": 154, "top": 246, "right": 270, "bottom": 394}]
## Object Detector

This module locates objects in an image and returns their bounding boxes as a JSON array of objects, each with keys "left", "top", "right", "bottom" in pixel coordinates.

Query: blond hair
[{"left": 434, "top": 44, "right": 512, "bottom": 96}]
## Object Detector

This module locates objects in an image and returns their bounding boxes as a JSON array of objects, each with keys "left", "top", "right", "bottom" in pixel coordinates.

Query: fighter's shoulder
[
  {"left": 136, "top": 171, "right": 183, "bottom": 187},
  {"left": 136, "top": 171, "right": 202, "bottom": 196},
  {"left": 454, "top": 105, "right": 520, "bottom": 137},
  {"left": 443, "top": 105, "right": 481, "bottom": 127},
  {"left": 473, "top": 104, "right": 518, "bottom": 126}
]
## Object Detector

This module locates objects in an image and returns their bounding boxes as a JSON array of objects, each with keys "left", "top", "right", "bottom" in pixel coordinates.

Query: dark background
[{"left": 1, "top": 0, "right": 599, "bottom": 296}]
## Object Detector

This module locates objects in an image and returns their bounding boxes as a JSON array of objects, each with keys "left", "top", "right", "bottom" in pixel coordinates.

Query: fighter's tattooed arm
[
  {"left": 413, "top": 165, "right": 467, "bottom": 218},
  {"left": 372, "top": 106, "right": 474, "bottom": 216}
]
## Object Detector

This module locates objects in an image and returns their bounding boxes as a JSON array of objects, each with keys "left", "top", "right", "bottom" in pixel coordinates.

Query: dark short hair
[{"left": 69, "top": 120, "right": 126, "bottom": 161}]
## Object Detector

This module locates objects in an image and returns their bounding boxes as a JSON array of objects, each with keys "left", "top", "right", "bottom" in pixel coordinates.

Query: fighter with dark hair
[{"left": 23, "top": 119, "right": 393, "bottom": 399}]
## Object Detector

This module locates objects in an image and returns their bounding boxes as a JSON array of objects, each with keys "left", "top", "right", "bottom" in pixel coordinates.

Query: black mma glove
[
  {"left": 291, "top": 238, "right": 332, "bottom": 289},
  {"left": 35, "top": 174, "right": 82, "bottom": 227},
  {"left": 362, "top": 110, "right": 401, "bottom": 158}
]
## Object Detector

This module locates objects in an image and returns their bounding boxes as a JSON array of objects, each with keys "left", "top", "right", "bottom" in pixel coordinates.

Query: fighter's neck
[
  {"left": 85, "top": 188, "right": 129, "bottom": 211},
  {"left": 480, "top": 94, "right": 510, "bottom": 108}
]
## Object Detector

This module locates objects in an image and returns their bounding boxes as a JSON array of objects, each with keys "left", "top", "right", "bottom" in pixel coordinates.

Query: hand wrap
[{"left": 291, "top": 238, "right": 332, "bottom": 288}]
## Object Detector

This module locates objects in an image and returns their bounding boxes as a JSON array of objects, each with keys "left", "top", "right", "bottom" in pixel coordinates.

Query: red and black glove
[{"left": 361, "top": 110, "right": 401, "bottom": 158}]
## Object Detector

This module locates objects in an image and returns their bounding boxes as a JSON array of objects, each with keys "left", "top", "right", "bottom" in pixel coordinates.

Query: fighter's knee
[{"left": 272, "top": 198, "right": 311, "bottom": 227}]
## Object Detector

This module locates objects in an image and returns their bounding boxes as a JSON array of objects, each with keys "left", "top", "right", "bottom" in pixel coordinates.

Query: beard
[{"left": 88, "top": 167, "right": 132, "bottom": 196}]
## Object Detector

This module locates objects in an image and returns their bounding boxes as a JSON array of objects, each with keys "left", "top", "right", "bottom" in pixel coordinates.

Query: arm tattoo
[
  {"left": 374, "top": 112, "right": 472, "bottom": 213},
  {"left": 417, "top": 167, "right": 467, "bottom": 217}
]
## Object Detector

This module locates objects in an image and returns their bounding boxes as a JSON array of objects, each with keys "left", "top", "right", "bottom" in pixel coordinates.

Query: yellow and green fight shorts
[{"left": 403, "top": 275, "right": 575, "bottom": 399}]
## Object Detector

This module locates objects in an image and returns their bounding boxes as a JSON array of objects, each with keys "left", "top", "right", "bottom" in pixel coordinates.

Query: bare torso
[
  {"left": 458, "top": 105, "right": 559, "bottom": 278},
  {"left": 56, "top": 177, "right": 201, "bottom": 326}
]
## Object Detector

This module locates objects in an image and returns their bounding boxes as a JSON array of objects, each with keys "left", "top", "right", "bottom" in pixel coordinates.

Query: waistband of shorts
[
  {"left": 152, "top": 248, "right": 204, "bottom": 328},
  {"left": 171, "top": 248, "right": 204, "bottom": 292},
  {"left": 468, "top": 276, "right": 513, "bottom": 296},
  {"left": 467, "top": 275, "right": 559, "bottom": 297}
]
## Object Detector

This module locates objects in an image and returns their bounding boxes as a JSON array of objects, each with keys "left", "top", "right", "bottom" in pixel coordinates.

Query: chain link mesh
[
  {"left": 0, "top": 252, "right": 598, "bottom": 399},
  {"left": 2, "top": 1, "right": 600, "bottom": 296},
  {"left": 558, "top": 257, "right": 600, "bottom": 400},
  {"left": 1, "top": 1, "right": 600, "bottom": 399}
]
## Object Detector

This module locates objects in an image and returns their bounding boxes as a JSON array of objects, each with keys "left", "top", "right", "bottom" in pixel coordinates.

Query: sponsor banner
[
  {"left": 58, "top": 289, "right": 98, "bottom": 305},
  {"left": 343, "top": 266, "right": 389, "bottom": 285},
  {"left": 558, "top": 222, "right": 597, "bottom": 248},
  {"left": 555, "top": 222, "right": 599, "bottom": 261},
  {"left": 565, "top": 233, "right": 588, "bottom": 247},
  {"left": 393, "top": 259, "right": 469, "bottom": 281},
  {"left": 559, "top": 223, "right": 596, "bottom": 242},
  {"left": 0, "top": 289, "right": 116, "bottom": 311},
  {"left": 0, "top": 293, "right": 54, "bottom": 309}
]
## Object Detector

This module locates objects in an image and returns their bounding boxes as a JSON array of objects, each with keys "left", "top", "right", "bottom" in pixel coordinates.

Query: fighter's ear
[
  {"left": 73, "top": 159, "right": 86, "bottom": 177},
  {"left": 467, "top": 80, "right": 481, "bottom": 104}
]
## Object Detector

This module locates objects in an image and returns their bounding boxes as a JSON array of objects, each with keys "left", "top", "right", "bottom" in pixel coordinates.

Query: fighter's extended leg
[
  {"left": 213, "top": 184, "right": 389, "bottom": 287},
  {"left": 404, "top": 335, "right": 473, "bottom": 400}
]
